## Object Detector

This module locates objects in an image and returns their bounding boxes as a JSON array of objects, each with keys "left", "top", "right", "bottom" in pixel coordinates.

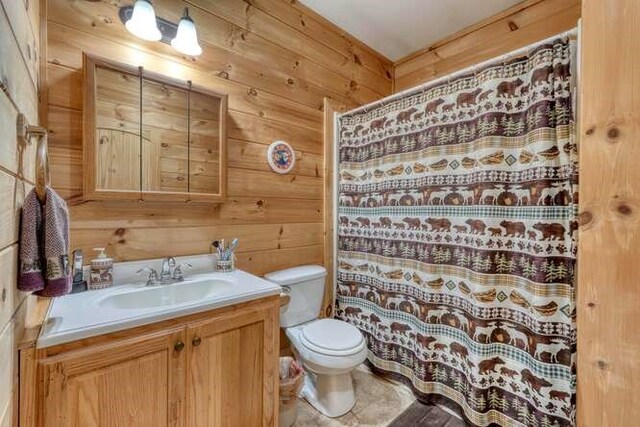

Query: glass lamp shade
[
  {"left": 125, "top": 0, "right": 162, "bottom": 42},
  {"left": 171, "top": 10, "right": 203, "bottom": 56}
]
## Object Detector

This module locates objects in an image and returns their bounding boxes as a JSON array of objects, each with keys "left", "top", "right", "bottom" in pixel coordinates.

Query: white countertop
[{"left": 37, "top": 254, "right": 281, "bottom": 348}]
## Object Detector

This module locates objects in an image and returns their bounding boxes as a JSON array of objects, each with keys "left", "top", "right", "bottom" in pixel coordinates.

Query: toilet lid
[{"left": 300, "top": 319, "right": 364, "bottom": 356}]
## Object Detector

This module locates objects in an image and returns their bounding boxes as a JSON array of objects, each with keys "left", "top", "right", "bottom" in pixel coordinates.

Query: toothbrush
[
  {"left": 226, "top": 238, "right": 239, "bottom": 260},
  {"left": 213, "top": 239, "right": 238, "bottom": 261},
  {"left": 221, "top": 238, "right": 238, "bottom": 261}
]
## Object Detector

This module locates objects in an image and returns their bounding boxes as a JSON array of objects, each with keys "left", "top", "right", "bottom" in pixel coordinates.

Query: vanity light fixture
[
  {"left": 119, "top": 4, "right": 202, "bottom": 57},
  {"left": 171, "top": 8, "right": 203, "bottom": 57},
  {"left": 124, "top": 0, "right": 162, "bottom": 42}
]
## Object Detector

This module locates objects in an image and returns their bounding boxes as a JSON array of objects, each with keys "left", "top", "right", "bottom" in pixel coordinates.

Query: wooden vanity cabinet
[
  {"left": 37, "top": 327, "right": 186, "bottom": 427},
  {"left": 186, "top": 306, "right": 278, "bottom": 426},
  {"left": 25, "top": 297, "right": 279, "bottom": 427}
]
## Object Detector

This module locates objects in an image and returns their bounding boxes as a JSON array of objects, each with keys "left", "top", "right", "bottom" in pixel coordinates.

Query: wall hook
[
  {"left": 17, "top": 113, "right": 47, "bottom": 145},
  {"left": 17, "top": 113, "right": 50, "bottom": 202}
]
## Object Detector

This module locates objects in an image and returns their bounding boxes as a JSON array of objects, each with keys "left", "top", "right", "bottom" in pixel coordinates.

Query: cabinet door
[
  {"left": 38, "top": 328, "right": 187, "bottom": 427},
  {"left": 186, "top": 305, "right": 278, "bottom": 427}
]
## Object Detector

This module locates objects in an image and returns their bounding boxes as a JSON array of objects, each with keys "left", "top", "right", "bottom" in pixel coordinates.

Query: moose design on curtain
[{"left": 336, "top": 36, "right": 577, "bottom": 426}]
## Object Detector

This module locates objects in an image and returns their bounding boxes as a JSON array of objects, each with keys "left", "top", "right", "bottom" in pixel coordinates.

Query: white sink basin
[
  {"left": 97, "top": 279, "right": 235, "bottom": 310},
  {"left": 37, "top": 259, "right": 282, "bottom": 348}
]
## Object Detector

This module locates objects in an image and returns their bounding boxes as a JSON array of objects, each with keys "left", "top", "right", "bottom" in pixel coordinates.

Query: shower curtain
[{"left": 336, "top": 35, "right": 577, "bottom": 426}]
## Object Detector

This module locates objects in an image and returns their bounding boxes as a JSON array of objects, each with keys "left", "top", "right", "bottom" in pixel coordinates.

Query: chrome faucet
[
  {"left": 138, "top": 257, "right": 192, "bottom": 286},
  {"left": 137, "top": 267, "right": 161, "bottom": 286},
  {"left": 172, "top": 263, "right": 191, "bottom": 281},
  {"left": 160, "top": 257, "right": 176, "bottom": 283}
]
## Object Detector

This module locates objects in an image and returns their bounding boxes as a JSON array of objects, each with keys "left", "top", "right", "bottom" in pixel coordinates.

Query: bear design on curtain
[{"left": 336, "top": 36, "right": 577, "bottom": 426}]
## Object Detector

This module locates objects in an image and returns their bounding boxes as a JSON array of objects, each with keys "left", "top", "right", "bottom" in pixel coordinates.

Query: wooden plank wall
[
  {"left": 393, "top": 0, "right": 581, "bottom": 92},
  {"left": 577, "top": 0, "right": 640, "bottom": 424},
  {"left": 0, "top": 0, "right": 40, "bottom": 425},
  {"left": 45, "top": 0, "right": 393, "bottom": 276}
]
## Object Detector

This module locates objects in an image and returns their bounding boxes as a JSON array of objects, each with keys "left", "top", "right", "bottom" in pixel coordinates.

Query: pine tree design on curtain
[{"left": 336, "top": 37, "right": 577, "bottom": 426}]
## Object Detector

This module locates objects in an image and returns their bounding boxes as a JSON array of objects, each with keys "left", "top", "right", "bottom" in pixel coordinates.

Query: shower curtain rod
[{"left": 339, "top": 27, "right": 578, "bottom": 118}]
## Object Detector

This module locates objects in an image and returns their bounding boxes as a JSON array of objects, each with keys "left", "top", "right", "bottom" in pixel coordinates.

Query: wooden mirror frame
[{"left": 83, "top": 54, "right": 227, "bottom": 203}]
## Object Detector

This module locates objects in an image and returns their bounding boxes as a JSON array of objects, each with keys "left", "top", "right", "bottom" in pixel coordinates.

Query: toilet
[{"left": 265, "top": 265, "right": 368, "bottom": 418}]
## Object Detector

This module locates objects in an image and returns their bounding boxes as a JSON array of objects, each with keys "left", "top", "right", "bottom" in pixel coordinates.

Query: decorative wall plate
[{"left": 267, "top": 140, "right": 295, "bottom": 174}]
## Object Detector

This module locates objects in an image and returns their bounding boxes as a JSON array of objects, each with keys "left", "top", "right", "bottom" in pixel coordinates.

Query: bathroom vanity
[{"left": 19, "top": 257, "right": 281, "bottom": 426}]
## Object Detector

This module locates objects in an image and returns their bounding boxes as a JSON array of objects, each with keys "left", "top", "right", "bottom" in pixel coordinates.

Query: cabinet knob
[
  {"left": 174, "top": 340, "right": 185, "bottom": 352},
  {"left": 192, "top": 336, "right": 202, "bottom": 347}
]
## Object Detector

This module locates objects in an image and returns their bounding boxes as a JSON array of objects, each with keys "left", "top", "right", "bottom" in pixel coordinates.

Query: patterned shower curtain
[{"left": 336, "top": 36, "right": 577, "bottom": 426}]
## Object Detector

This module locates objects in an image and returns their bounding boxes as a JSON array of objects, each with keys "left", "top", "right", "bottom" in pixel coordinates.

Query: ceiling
[{"left": 299, "top": 0, "right": 523, "bottom": 61}]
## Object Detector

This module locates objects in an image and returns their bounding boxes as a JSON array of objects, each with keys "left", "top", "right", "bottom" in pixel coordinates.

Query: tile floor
[{"left": 292, "top": 364, "right": 464, "bottom": 426}]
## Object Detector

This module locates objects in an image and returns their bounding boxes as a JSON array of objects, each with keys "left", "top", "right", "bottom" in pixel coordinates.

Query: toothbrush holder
[{"left": 215, "top": 255, "right": 235, "bottom": 273}]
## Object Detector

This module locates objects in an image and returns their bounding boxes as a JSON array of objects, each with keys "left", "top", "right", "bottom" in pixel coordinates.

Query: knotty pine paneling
[
  {"left": 66, "top": 197, "right": 322, "bottom": 229},
  {"left": 0, "top": 246, "right": 20, "bottom": 331},
  {"left": 0, "top": 0, "right": 41, "bottom": 424},
  {"left": 45, "top": 0, "right": 392, "bottom": 274},
  {"left": 577, "top": 0, "right": 640, "bottom": 424},
  {"left": 228, "top": 139, "right": 323, "bottom": 177},
  {"left": 248, "top": 0, "right": 392, "bottom": 81},
  {"left": 393, "top": 0, "right": 581, "bottom": 91},
  {"left": 71, "top": 223, "right": 323, "bottom": 266},
  {"left": 185, "top": 0, "right": 389, "bottom": 94}
]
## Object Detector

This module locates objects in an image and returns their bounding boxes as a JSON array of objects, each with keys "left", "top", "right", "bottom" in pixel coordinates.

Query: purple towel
[{"left": 19, "top": 187, "right": 71, "bottom": 297}]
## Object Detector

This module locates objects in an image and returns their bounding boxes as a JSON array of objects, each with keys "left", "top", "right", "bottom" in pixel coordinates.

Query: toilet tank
[{"left": 264, "top": 265, "right": 327, "bottom": 327}]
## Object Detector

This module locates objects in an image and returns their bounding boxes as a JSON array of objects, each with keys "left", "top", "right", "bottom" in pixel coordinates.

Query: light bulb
[
  {"left": 125, "top": 0, "right": 162, "bottom": 42},
  {"left": 171, "top": 8, "right": 203, "bottom": 56}
]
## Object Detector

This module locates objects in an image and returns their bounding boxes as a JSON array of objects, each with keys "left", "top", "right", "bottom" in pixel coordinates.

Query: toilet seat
[{"left": 300, "top": 319, "right": 364, "bottom": 356}]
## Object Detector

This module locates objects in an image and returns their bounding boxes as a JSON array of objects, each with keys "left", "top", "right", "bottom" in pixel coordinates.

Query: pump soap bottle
[{"left": 89, "top": 248, "right": 113, "bottom": 290}]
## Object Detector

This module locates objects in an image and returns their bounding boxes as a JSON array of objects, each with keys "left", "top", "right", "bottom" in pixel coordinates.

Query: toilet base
[{"left": 301, "top": 370, "right": 356, "bottom": 418}]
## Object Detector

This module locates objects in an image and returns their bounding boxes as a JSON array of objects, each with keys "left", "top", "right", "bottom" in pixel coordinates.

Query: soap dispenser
[{"left": 89, "top": 248, "right": 113, "bottom": 290}]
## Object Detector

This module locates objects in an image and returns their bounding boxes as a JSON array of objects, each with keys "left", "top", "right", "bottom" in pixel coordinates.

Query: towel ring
[{"left": 17, "top": 113, "right": 50, "bottom": 202}]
